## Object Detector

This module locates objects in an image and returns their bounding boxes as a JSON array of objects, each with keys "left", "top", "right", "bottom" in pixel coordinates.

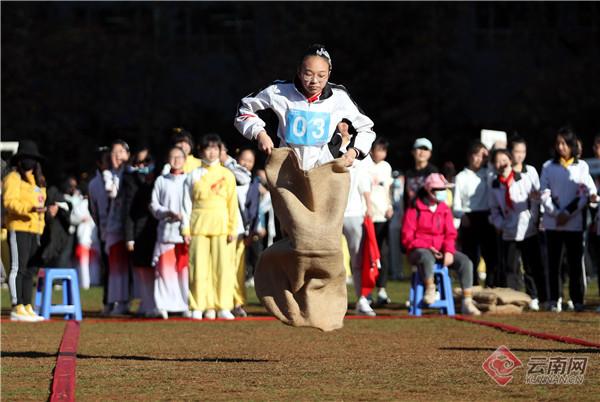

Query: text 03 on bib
[{"left": 285, "top": 109, "right": 331, "bottom": 146}]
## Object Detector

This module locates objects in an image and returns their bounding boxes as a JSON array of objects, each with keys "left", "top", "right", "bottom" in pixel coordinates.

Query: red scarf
[
  {"left": 498, "top": 171, "right": 515, "bottom": 209},
  {"left": 170, "top": 168, "right": 184, "bottom": 175}
]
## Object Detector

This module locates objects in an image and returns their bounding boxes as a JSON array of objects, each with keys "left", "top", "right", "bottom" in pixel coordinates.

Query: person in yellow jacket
[
  {"left": 3, "top": 140, "right": 50, "bottom": 322},
  {"left": 182, "top": 134, "right": 239, "bottom": 320}
]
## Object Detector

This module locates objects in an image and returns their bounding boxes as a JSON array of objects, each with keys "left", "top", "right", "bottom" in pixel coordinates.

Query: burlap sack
[
  {"left": 493, "top": 287, "right": 532, "bottom": 307},
  {"left": 453, "top": 286, "right": 497, "bottom": 305},
  {"left": 473, "top": 290, "right": 498, "bottom": 305},
  {"left": 254, "top": 148, "right": 350, "bottom": 331}
]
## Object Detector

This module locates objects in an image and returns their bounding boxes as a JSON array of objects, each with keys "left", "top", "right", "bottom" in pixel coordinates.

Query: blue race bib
[{"left": 284, "top": 109, "right": 331, "bottom": 146}]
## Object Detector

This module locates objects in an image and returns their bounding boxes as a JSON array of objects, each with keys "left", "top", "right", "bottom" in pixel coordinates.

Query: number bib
[{"left": 284, "top": 109, "right": 331, "bottom": 146}]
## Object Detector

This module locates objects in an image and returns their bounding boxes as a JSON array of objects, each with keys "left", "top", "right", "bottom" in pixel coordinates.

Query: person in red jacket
[{"left": 402, "top": 173, "right": 481, "bottom": 315}]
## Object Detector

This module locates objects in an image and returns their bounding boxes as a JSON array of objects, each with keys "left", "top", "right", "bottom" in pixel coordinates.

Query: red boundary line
[
  {"left": 453, "top": 315, "right": 600, "bottom": 349},
  {"left": 79, "top": 314, "right": 445, "bottom": 324},
  {"left": 50, "top": 321, "right": 80, "bottom": 402}
]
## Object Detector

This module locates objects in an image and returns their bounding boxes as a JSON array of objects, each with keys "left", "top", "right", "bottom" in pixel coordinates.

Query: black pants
[
  {"left": 8, "top": 230, "right": 41, "bottom": 306},
  {"left": 546, "top": 230, "right": 585, "bottom": 305},
  {"left": 502, "top": 235, "right": 549, "bottom": 302},
  {"left": 459, "top": 211, "right": 498, "bottom": 287},
  {"left": 587, "top": 229, "right": 600, "bottom": 295},
  {"left": 374, "top": 220, "right": 389, "bottom": 288},
  {"left": 245, "top": 238, "right": 264, "bottom": 278},
  {"left": 99, "top": 240, "right": 109, "bottom": 306}
]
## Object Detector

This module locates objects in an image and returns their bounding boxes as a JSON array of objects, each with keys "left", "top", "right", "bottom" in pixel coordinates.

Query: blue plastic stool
[
  {"left": 34, "top": 268, "right": 83, "bottom": 321},
  {"left": 409, "top": 264, "right": 455, "bottom": 316}
]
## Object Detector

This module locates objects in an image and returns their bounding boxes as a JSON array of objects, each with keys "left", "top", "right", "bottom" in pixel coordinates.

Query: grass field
[{"left": 2, "top": 280, "right": 600, "bottom": 401}]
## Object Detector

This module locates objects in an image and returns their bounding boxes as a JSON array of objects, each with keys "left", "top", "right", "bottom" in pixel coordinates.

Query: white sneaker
[
  {"left": 10, "top": 304, "right": 37, "bottom": 322},
  {"left": 529, "top": 298, "right": 540, "bottom": 311},
  {"left": 566, "top": 300, "right": 575, "bottom": 312},
  {"left": 204, "top": 309, "right": 216, "bottom": 320},
  {"left": 191, "top": 310, "right": 203, "bottom": 320},
  {"left": 356, "top": 296, "right": 376, "bottom": 316},
  {"left": 557, "top": 297, "right": 563, "bottom": 312},
  {"left": 245, "top": 277, "right": 255, "bottom": 288},
  {"left": 461, "top": 298, "right": 481, "bottom": 316},
  {"left": 218, "top": 310, "right": 235, "bottom": 320},
  {"left": 158, "top": 309, "right": 169, "bottom": 320},
  {"left": 25, "top": 305, "right": 45, "bottom": 321},
  {"left": 182, "top": 310, "right": 192, "bottom": 318},
  {"left": 549, "top": 300, "right": 562, "bottom": 313},
  {"left": 423, "top": 285, "right": 437, "bottom": 305}
]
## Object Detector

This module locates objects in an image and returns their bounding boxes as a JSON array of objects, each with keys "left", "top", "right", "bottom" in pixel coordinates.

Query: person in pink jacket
[{"left": 402, "top": 173, "right": 481, "bottom": 315}]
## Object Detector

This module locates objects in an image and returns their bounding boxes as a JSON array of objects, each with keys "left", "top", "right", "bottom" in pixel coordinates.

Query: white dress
[{"left": 149, "top": 172, "right": 189, "bottom": 312}]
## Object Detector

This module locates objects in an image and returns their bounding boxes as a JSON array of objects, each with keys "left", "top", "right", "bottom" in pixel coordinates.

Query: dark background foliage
[{"left": 2, "top": 2, "right": 599, "bottom": 184}]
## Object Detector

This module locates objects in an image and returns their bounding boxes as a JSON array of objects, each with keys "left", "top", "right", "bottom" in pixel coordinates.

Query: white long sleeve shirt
[
  {"left": 453, "top": 167, "right": 490, "bottom": 219},
  {"left": 344, "top": 158, "right": 372, "bottom": 218},
  {"left": 234, "top": 79, "right": 376, "bottom": 170},
  {"left": 150, "top": 172, "right": 187, "bottom": 244},
  {"left": 540, "top": 159, "right": 597, "bottom": 232},
  {"left": 223, "top": 156, "right": 252, "bottom": 236},
  {"left": 365, "top": 158, "right": 392, "bottom": 223},
  {"left": 489, "top": 172, "right": 538, "bottom": 241}
]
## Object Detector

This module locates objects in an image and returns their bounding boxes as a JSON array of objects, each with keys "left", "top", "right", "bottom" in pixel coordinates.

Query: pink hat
[{"left": 423, "top": 173, "right": 453, "bottom": 191}]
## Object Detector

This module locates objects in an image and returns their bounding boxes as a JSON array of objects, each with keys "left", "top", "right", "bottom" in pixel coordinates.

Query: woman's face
[
  {"left": 371, "top": 145, "right": 387, "bottom": 163},
  {"left": 111, "top": 144, "right": 129, "bottom": 170},
  {"left": 469, "top": 148, "right": 486, "bottom": 170},
  {"left": 175, "top": 141, "right": 191, "bottom": 156},
  {"left": 169, "top": 149, "right": 186, "bottom": 171},
  {"left": 555, "top": 135, "right": 572, "bottom": 159},
  {"left": 494, "top": 153, "right": 512, "bottom": 174},
  {"left": 238, "top": 150, "right": 255, "bottom": 172},
  {"left": 298, "top": 56, "right": 330, "bottom": 97},
  {"left": 412, "top": 147, "right": 431, "bottom": 165},
  {"left": 202, "top": 143, "right": 221, "bottom": 163},
  {"left": 511, "top": 143, "right": 527, "bottom": 165},
  {"left": 133, "top": 149, "right": 149, "bottom": 168}
]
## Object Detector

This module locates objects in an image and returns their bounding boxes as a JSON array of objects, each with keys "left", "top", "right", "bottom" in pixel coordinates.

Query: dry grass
[{"left": 1, "top": 280, "right": 599, "bottom": 401}]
